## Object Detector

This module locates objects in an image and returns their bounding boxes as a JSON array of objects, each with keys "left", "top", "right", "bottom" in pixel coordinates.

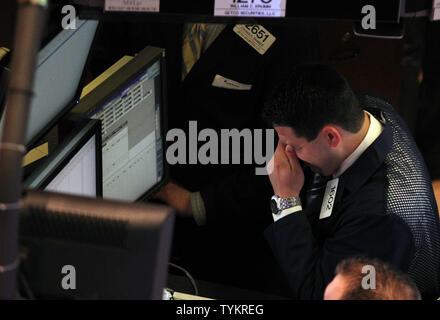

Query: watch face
[{"left": 270, "top": 199, "right": 278, "bottom": 214}]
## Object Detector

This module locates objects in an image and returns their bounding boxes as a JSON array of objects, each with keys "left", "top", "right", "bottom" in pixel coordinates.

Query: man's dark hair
[
  {"left": 335, "top": 256, "right": 421, "bottom": 300},
  {"left": 263, "top": 63, "right": 364, "bottom": 141}
]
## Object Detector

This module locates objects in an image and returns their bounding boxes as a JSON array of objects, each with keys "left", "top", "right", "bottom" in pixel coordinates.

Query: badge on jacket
[
  {"left": 233, "top": 24, "right": 276, "bottom": 55},
  {"left": 211, "top": 74, "right": 252, "bottom": 90},
  {"left": 319, "top": 178, "right": 339, "bottom": 220}
]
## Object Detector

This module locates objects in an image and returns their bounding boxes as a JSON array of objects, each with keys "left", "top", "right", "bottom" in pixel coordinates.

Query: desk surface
[{"left": 167, "top": 273, "right": 288, "bottom": 300}]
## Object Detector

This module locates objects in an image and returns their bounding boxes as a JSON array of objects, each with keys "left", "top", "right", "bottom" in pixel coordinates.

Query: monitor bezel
[
  {"left": 26, "top": 19, "right": 102, "bottom": 150},
  {"left": 71, "top": 46, "right": 169, "bottom": 202},
  {"left": 23, "top": 118, "right": 103, "bottom": 198},
  {"left": 19, "top": 188, "right": 175, "bottom": 299}
]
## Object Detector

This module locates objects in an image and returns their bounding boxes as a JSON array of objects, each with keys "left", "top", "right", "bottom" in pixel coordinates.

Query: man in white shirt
[{"left": 263, "top": 63, "right": 439, "bottom": 299}]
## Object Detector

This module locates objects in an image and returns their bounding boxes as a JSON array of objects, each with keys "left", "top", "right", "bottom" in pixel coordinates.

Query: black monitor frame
[
  {"left": 25, "top": 18, "right": 101, "bottom": 150},
  {"left": 19, "top": 189, "right": 175, "bottom": 299},
  {"left": 71, "top": 45, "right": 169, "bottom": 201},
  {"left": 23, "top": 118, "right": 103, "bottom": 197}
]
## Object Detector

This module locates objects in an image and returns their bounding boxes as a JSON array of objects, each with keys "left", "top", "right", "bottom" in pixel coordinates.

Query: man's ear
[{"left": 321, "top": 126, "right": 341, "bottom": 148}]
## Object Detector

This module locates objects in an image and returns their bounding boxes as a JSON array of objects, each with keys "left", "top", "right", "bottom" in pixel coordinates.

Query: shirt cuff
[
  {"left": 272, "top": 205, "right": 302, "bottom": 222},
  {"left": 190, "top": 191, "right": 207, "bottom": 226}
]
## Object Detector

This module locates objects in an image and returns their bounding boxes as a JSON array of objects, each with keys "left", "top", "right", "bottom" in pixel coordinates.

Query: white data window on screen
[
  {"left": 45, "top": 136, "right": 97, "bottom": 197},
  {"left": 102, "top": 125, "right": 129, "bottom": 181},
  {"left": 103, "top": 130, "right": 157, "bottom": 201}
]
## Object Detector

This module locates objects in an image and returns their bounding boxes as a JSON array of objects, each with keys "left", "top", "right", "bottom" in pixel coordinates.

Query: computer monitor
[
  {"left": 19, "top": 189, "right": 175, "bottom": 299},
  {"left": 72, "top": 46, "right": 167, "bottom": 202},
  {"left": 0, "top": 18, "right": 99, "bottom": 147},
  {"left": 23, "top": 119, "right": 102, "bottom": 198}
]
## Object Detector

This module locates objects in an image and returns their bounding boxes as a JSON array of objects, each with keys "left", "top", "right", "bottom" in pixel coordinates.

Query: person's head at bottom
[{"left": 324, "top": 256, "right": 421, "bottom": 300}]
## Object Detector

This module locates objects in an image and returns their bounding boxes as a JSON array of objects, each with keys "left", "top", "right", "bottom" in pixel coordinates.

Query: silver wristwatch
[{"left": 270, "top": 195, "right": 302, "bottom": 215}]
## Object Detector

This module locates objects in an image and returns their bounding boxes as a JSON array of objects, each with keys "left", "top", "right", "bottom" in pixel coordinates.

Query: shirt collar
[{"left": 333, "top": 111, "right": 384, "bottom": 178}]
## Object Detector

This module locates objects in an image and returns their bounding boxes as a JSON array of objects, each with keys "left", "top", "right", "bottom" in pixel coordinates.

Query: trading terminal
[{"left": 0, "top": 0, "right": 439, "bottom": 302}]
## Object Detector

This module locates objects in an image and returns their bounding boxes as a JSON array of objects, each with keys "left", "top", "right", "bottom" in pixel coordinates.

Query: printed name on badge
[
  {"left": 214, "top": 0, "right": 286, "bottom": 17},
  {"left": 432, "top": 0, "right": 440, "bottom": 21},
  {"left": 233, "top": 24, "right": 276, "bottom": 55},
  {"left": 104, "top": 0, "right": 160, "bottom": 12},
  {"left": 319, "top": 178, "right": 339, "bottom": 220}
]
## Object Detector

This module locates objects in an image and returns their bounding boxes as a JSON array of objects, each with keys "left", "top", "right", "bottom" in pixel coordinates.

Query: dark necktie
[{"left": 304, "top": 172, "right": 332, "bottom": 209}]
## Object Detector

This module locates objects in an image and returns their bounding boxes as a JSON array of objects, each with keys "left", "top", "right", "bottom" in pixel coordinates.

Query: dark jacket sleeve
[
  {"left": 264, "top": 186, "right": 416, "bottom": 300},
  {"left": 200, "top": 165, "right": 274, "bottom": 226}
]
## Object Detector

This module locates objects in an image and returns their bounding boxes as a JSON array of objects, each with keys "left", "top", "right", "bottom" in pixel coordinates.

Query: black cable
[
  {"left": 18, "top": 271, "right": 35, "bottom": 300},
  {"left": 168, "top": 262, "right": 199, "bottom": 296}
]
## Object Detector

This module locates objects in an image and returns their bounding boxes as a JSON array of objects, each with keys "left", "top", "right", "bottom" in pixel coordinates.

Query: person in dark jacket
[
  {"left": 152, "top": 21, "right": 321, "bottom": 294},
  {"left": 263, "top": 63, "right": 440, "bottom": 299}
]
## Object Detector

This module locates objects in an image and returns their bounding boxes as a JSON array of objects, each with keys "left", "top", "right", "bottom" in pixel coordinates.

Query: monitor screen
[
  {"left": 0, "top": 18, "right": 99, "bottom": 147},
  {"left": 73, "top": 46, "right": 167, "bottom": 201},
  {"left": 45, "top": 135, "right": 97, "bottom": 196},
  {"left": 24, "top": 119, "right": 102, "bottom": 198}
]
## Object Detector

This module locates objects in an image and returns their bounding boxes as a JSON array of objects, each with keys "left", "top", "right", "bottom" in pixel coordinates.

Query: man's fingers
[
  {"left": 267, "top": 156, "right": 275, "bottom": 175},
  {"left": 285, "top": 145, "right": 300, "bottom": 170},
  {"left": 274, "top": 141, "right": 289, "bottom": 163}
]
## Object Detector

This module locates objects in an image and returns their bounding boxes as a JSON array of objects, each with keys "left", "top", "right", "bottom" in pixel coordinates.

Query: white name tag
[
  {"left": 432, "top": 0, "right": 440, "bottom": 21},
  {"left": 212, "top": 74, "right": 252, "bottom": 90},
  {"left": 233, "top": 24, "right": 276, "bottom": 55},
  {"left": 104, "top": 0, "right": 160, "bottom": 12},
  {"left": 214, "top": 0, "right": 286, "bottom": 17},
  {"left": 319, "top": 178, "right": 339, "bottom": 220}
]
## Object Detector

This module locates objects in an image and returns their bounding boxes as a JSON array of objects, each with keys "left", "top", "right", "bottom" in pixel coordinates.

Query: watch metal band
[{"left": 278, "top": 196, "right": 301, "bottom": 211}]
